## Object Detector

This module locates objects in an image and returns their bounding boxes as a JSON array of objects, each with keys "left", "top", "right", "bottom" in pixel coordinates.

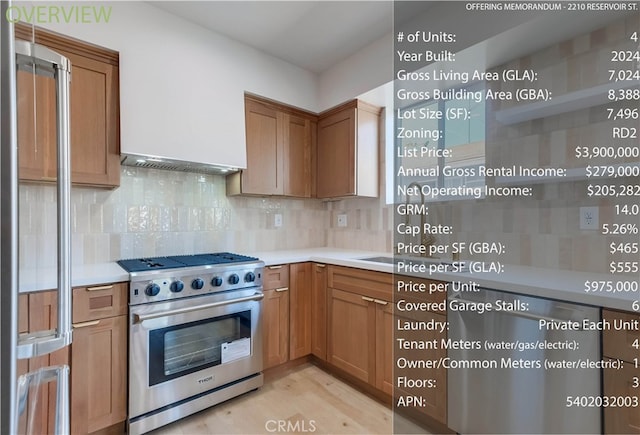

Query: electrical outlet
[
  {"left": 337, "top": 214, "right": 347, "bottom": 228},
  {"left": 274, "top": 214, "right": 283, "bottom": 228},
  {"left": 579, "top": 206, "right": 599, "bottom": 230}
]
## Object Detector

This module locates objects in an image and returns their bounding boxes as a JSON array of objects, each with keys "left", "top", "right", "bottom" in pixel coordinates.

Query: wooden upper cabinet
[
  {"left": 17, "top": 71, "right": 57, "bottom": 181},
  {"left": 15, "top": 24, "right": 120, "bottom": 188},
  {"left": 227, "top": 95, "right": 314, "bottom": 197},
  {"left": 63, "top": 49, "right": 120, "bottom": 187},
  {"left": 241, "top": 99, "right": 281, "bottom": 195},
  {"left": 283, "top": 113, "right": 312, "bottom": 197},
  {"left": 317, "top": 100, "right": 381, "bottom": 199}
]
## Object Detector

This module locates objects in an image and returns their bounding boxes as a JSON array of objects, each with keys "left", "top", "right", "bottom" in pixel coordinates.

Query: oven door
[{"left": 129, "top": 287, "right": 263, "bottom": 419}]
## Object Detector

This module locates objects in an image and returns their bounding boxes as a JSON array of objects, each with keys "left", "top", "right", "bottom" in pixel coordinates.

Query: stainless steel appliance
[
  {"left": 447, "top": 288, "right": 601, "bottom": 434},
  {"left": 118, "top": 253, "right": 265, "bottom": 435},
  {"left": 1, "top": 9, "right": 73, "bottom": 434}
]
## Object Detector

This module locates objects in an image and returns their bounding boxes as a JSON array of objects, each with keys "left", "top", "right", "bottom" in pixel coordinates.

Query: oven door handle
[{"left": 133, "top": 292, "right": 264, "bottom": 324}]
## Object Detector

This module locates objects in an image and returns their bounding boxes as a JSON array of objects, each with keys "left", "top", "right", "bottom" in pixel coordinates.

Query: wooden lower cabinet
[
  {"left": 18, "top": 291, "right": 69, "bottom": 435},
  {"left": 289, "top": 263, "right": 312, "bottom": 359},
  {"left": 326, "top": 266, "right": 393, "bottom": 390},
  {"left": 328, "top": 288, "right": 376, "bottom": 383},
  {"left": 263, "top": 287, "right": 290, "bottom": 369},
  {"left": 603, "top": 309, "right": 640, "bottom": 434},
  {"left": 375, "top": 299, "right": 393, "bottom": 395},
  {"left": 70, "top": 316, "right": 127, "bottom": 434},
  {"left": 311, "top": 263, "right": 328, "bottom": 360}
]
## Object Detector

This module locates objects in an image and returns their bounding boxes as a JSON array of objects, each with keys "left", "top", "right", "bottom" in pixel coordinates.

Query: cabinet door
[
  {"left": 604, "top": 360, "right": 640, "bottom": 434},
  {"left": 283, "top": 114, "right": 311, "bottom": 197},
  {"left": 311, "top": 263, "right": 328, "bottom": 360},
  {"left": 17, "top": 69, "right": 57, "bottom": 181},
  {"left": 61, "top": 49, "right": 120, "bottom": 187},
  {"left": 243, "top": 100, "right": 283, "bottom": 195},
  {"left": 375, "top": 299, "right": 393, "bottom": 395},
  {"left": 317, "top": 107, "right": 356, "bottom": 198},
  {"left": 263, "top": 287, "right": 289, "bottom": 369},
  {"left": 395, "top": 308, "right": 448, "bottom": 424},
  {"left": 16, "top": 25, "right": 120, "bottom": 188},
  {"left": 289, "top": 263, "right": 312, "bottom": 359},
  {"left": 70, "top": 316, "right": 127, "bottom": 434},
  {"left": 327, "top": 288, "right": 375, "bottom": 383}
]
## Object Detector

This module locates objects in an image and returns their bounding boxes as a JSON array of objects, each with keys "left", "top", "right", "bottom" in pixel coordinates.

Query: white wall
[
  {"left": 318, "top": 34, "right": 392, "bottom": 111},
  {"left": 22, "top": 1, "right": 319, "bottom": 169}
]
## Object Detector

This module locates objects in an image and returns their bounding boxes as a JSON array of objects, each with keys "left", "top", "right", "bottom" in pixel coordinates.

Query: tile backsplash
[{"left": 19, "top": 167, "right": 328, "bottom": 267}]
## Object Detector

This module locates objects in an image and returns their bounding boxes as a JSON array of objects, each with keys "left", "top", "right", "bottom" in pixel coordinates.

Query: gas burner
[
  {"left": 117, "top": 252, "right": 263, "bottom": 305},
  {"left": 117, "top": 252, "right": 258, "bottom": 273}
]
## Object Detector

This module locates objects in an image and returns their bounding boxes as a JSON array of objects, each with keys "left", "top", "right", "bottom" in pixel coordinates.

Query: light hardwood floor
[{"left": 149, "top": 363, "right": 427, "bottom": 434}]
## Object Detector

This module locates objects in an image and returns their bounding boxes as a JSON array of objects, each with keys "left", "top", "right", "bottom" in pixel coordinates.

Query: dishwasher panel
[{"left": 447, "top": 288, "right": 601, "bottom": 434}]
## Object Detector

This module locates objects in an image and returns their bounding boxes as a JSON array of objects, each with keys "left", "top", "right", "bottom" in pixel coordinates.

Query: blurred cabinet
[
  {"left": 17, "top": 291, "right": 69, "bottom": 435},
  {"left": 603, "top": 309, "right": 640, "bottom": 434}
]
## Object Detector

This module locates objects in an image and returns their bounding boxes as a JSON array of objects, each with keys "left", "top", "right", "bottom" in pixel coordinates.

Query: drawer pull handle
[
  {"left": 268, "top": 265, "right": 283, "bottom": 270},
  {"left": 361, "top": 296, "right": 374, "bottom": 302},
  {"left": 86, "top": 285, "right": 113, "bottom": 292},
  {"left": 275, "top": 287, "right": 289, "bottom": 292},
  {"left": 315, "top": 264, "right": 326, "bottom": 268},
  {"left": 374, "top": 299, "right": 388, "bottom": 306},
  {"left": 72, "top": 320, "right": 100, "bottom": 329}
]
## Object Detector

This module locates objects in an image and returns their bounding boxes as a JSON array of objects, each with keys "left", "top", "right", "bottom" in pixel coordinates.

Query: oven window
[{"left": 148, "top": 310, "right": 251, "bottom": 386}]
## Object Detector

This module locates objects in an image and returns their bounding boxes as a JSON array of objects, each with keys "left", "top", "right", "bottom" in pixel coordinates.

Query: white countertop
[
  {"left": 255, "top": 247, "right": 638, "bottom": 312},
  {"left": 19, "top": 262, "right": 129, "bottom": 293},
  {"left": 20, "top": 247, "right": 638, "bottom": 312}
]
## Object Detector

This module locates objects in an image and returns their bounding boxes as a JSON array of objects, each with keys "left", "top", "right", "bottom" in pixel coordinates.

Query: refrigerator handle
[
  {"left": 15, "top": 41, "right": 73, "bottom": 359},
  {"left": 16, "top": 365, "right": 70, "bottom": 434}
]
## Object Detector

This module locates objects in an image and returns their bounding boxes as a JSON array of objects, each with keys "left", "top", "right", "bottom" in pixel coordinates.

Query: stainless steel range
[{"left": 117, "top": 253, "right": 265, "bottom": 435}]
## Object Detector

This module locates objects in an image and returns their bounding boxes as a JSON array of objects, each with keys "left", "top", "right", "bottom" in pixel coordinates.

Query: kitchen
[{"left": 1, "top": 1, "right": 639, "bottom": 435}]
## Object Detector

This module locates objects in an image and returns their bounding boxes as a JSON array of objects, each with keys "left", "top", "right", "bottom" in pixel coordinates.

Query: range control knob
[
  {"left": 228, "top": 274, "right": 240, "bottom": 285},
  {"left": 211, "top": 276, "right": 223, "bottom": 287},
  {"left": 170, "top": 280, "right": 184, "bottom": 293},
  {"left": 145, "top": 283, "right": 161, "bottom": 297},
  {"left": 191, "top": 278, "right": 205, "bottom": 290},
  {"left": 245, "top": 272, "right": 256, "bottom": 282}
]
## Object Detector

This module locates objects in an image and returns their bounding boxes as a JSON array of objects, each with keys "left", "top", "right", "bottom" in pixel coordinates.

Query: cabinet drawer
[
  {"left": 73, "top": 282, "right": 127, "bottom": 322},
  {"left": 603, "top": 309, "right": 640, "bottom": 362},
  {"left": 263, "top": 264, "right": 290, "bottom": 290},
  {"left": 328, "top": 265, "right": 392, "bottom": 301}
]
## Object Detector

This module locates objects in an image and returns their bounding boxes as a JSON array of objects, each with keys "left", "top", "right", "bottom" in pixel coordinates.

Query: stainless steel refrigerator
[{"left": 1, "top": 2, "right": 73, "bottom": 433}]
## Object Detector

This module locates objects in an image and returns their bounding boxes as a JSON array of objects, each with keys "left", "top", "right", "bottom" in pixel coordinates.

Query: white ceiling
[
  {"left": 150, "top": 1, "right": 403, "bottom": 74},
  {"left": 151, "top": 1, "right": 631, "bottom": 84}
]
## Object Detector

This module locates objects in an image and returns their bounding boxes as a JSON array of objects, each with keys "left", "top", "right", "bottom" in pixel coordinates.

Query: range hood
[{"left": 121, "top": 153, "right": 240, "bottom": 176}]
